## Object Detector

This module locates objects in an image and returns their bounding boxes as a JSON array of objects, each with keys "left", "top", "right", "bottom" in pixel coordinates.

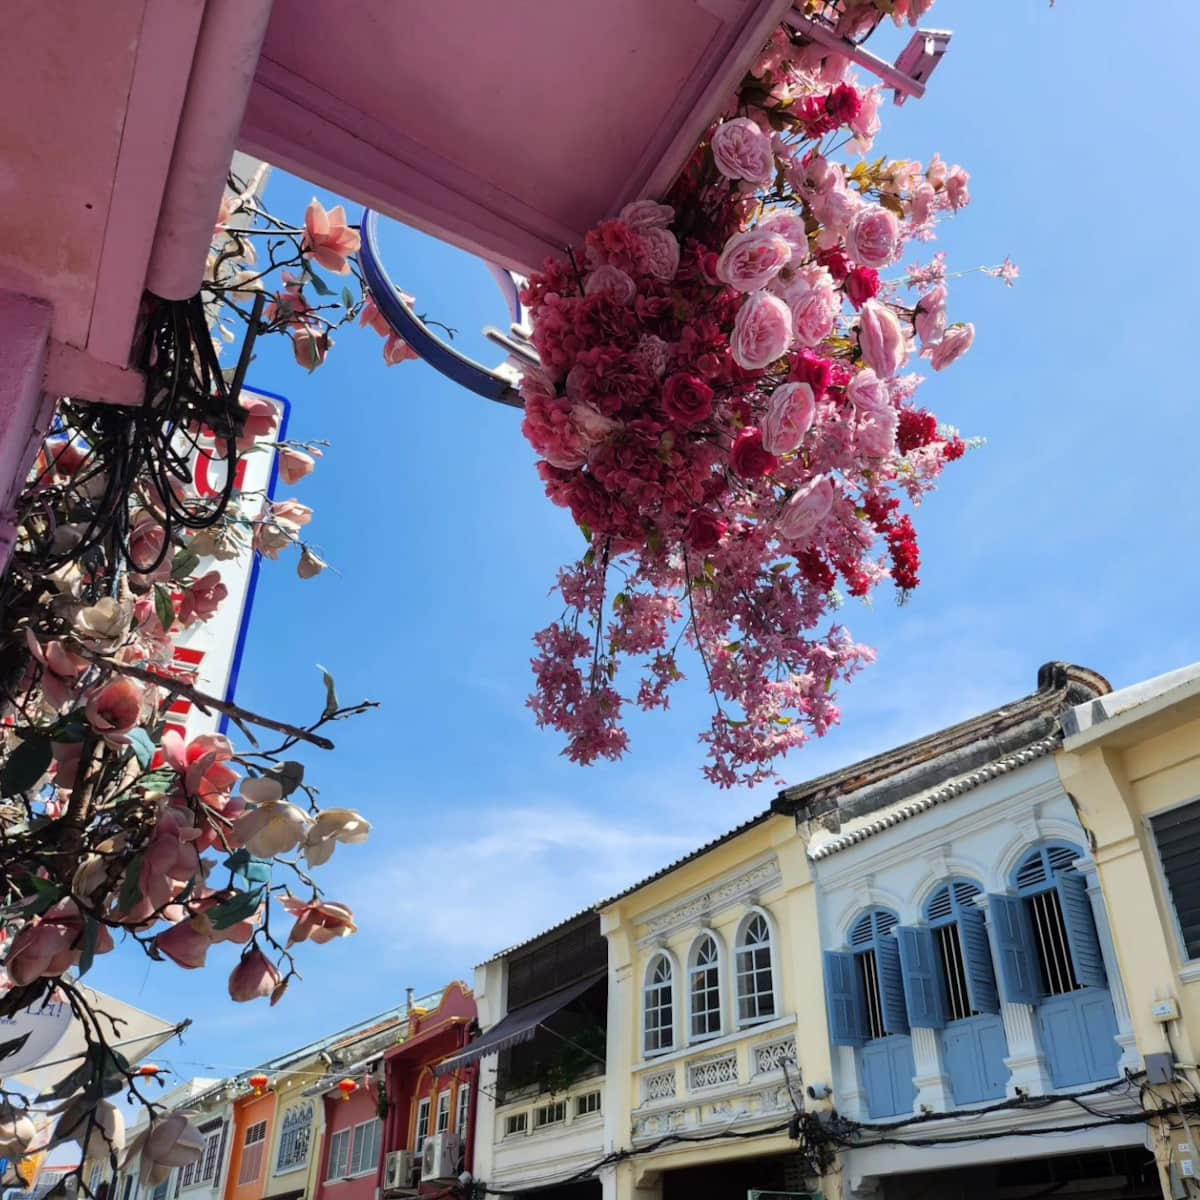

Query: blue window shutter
[
  {"left": 987, "top": 893, "right": 1043, "bottom": 1005},
  {"left": 875, "top": 933, "right": 910, "bottom": 1035},
  {"left": 824, "top": 950, "right": 867, "bottom": 1046},
  {"left": 896, "top": 926, "right": 946, "bottom": 1028},
  {"left": 957, "top": 905, "right": 1000, "bottom": 1014},
  {"left": 1054, "top": 870, "right": 1107, "bottom": 988}
]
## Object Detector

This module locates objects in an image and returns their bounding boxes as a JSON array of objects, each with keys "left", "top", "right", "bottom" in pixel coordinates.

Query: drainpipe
[{"left": 144, "top": 0, "right": 275, "bottom": 301}]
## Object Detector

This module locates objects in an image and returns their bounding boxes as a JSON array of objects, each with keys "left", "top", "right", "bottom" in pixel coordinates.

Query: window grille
[
  {"left": 689, "top": 934, "right": 722, "bottom": 1041},
  {"left": 643, "top": 954, "right": 674, "bottom": 1055},
  {"left": 275, "top": 1104, "right": 313, "bottom": 1172},
  {"left": 735, "top": 912, "right": 776, "bottom": 1025}
]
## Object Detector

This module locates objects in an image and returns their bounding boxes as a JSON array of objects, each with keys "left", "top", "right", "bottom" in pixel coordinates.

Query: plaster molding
[{"left": 635, "top": 855, "right": 782, "bottom": 945}]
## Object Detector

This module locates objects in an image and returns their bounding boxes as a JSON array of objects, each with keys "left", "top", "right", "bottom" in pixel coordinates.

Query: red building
[{"left": 313, "top": 983, "right": 478, "bottom": 1200}]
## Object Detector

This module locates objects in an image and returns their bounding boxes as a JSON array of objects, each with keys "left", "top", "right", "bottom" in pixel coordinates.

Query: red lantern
[
  {"left": 337, "top": 1078, "right": 358, "bottom": 1102},
  {"left": 249, "top": 1073, "right": 270, "bottom": 1096},
  {"left": 136, "top": 1064, "right": 161, "bottom": 1078}
]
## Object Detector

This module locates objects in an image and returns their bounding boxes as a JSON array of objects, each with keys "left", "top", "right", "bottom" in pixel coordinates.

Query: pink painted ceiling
[{"left": 240, "top": 0, "right": 790, "bottom": 272}]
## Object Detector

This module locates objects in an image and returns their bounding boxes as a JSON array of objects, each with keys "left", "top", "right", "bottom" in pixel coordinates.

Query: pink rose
[
  {"left": 914, "top": 285, "right": 947, "bottom": 347},
  {"left": 846, "top": 205, "right": 901, "bottom": 269},
  {"left": 857, "top": 407, "right": 898, "bottom": 458},
  {"left": 683, "top": 509, "right": 728, "bottom": 553},
  {"left": 785, "top": 275, "right": 839, "bottom": 348},
  {"left": 930, "top": 323, "right": 975, "bottom": 370},
  {"left": 619, "top": 200, "right": 674, "bottom": 231},
  {"left": 717, "top": 230, "right": 792, "bottom": 293},
  {"left": 926, "top": 153, "right": 948, "bottom": 187},
  {"left": 757, "top": 210, "right": 811, "bottom": 262},
  {"left": 584, "top": 266, "right": 637, "bottom": 304},
  {"left": 846, "top": 368, "right": 889, "bottom": 417},
  {"left": 810, "top": 178, "right": 860, "bottom": 235},
  {"left": 635, "top": 335, "right": 670, "bottom": 378},
  {"left": 858, "top": 299, "right": 907, "bottom": 378},
  {"left": 946, "top": 166, "right": 970, "bottom": 210},
  {"left": 279, "top": 448, "right": 315, "bottom": 485},
  {"left": 777, "top": 475, "right": 836, "bottom": 544},
  {"left": 910, "top": 182, "right": 936, "bottom": 226},
  {"left": 762, "top": 383, "right": 816, "bottom": 455},
  {"left": 729, "top": 428, "right": 778, "bottom": 479},
  {"left": 730, "top": 292, "right": 793, "bottom": 370},
  {"left": 228, "top": 947, "right": 281, "bottom": 1003},
  {"left": 570, "top": 402, "right": 617, "bottom": 449},
  {"left": 851, "top": 86, "right": 882, "bottom": 153},
  {"left": 639, "top": 228, "right": 680, "bottom": 281},
  {"left": 661, "top": 374, "right": 714, "bottom": 428},
  {"left": 711, "top": 117, "right": 775, "bottom": 186}
]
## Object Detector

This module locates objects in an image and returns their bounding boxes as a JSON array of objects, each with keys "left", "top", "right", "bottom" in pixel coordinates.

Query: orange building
[{"left": 224, "top": 1088, "right": 277, "bottom": 1200}]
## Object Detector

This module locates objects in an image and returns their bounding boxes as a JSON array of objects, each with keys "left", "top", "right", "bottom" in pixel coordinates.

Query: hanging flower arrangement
[{"left": 520, "top": 5, "right": 1007, "bottom": 787}]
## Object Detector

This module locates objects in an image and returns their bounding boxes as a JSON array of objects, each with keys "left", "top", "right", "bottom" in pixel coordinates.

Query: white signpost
[{"left": 163, "top": 386, "right": 290, "bottom": 741}]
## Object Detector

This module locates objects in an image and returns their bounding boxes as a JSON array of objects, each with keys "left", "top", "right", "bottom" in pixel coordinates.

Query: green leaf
[
  {"left": 76, "top": 917, "right": 100, "bottom": 977},
  {"left": 317, "top": 665, "right": 339, "bottom": 720},
  {"left": 126, "top": 728, "right": 157, "bottom": 769},
  {"left": 169, "top": 548, "right": 201, "bottom": 581},
  {"left": 1, "top": 737, "right": 52, "bottom": 796},
  {"left": 223, "top": 850, "right": 273, "bottom": 886},
  {"left": 207, "top": 887, "right": 263, "bottom": 930},
  {"left": 118, "top": 855, "right": 143, "bottom": 913},
  {"left": 340, "top": 286, "right": 355, "bottom": 310},
  {"left": 306, "top": 267, "right": 333, "bottom": 297},
  {"left": 14, "top": 876, "right": 62, "bottom": 916},
  {"left": 154, "top": 584, "right": 175, "bottom": 631}
]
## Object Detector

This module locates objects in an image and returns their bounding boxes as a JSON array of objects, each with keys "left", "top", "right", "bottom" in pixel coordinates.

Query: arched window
[
  {"left": 688, "top": 933, "right": 723, "bottom": 1042},
  {"left": 1008, "top": 842, "right": 1105, "bottom": 997},
  {"left": 643, "top": 953, "right": 675, "bottom": 1056},
  {"left": 735, "top": 911, "right": 776, "bottom": 1026},
  {"left": 275, "top": 1102, "right": 314, "bottom": 1172},
  {"left": 921, "top": 879, "right": 998, "bottom": 1021}
]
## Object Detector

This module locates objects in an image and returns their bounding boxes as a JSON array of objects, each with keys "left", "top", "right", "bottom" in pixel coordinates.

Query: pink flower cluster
[{"left": 521, "top": 7, "right": 982, "bottom": 786}]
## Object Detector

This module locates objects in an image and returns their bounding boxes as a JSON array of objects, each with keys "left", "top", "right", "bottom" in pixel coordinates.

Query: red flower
[
  {"left": 683, "top": 508, "right": 727, "bottom": 553},
  {"left": 788, "top": 350, "right": 834, "bottom": 403},
  {"left": 844, "top": 267, "right": 881, "bottom": 309},
  {"left": 661, "top": 373, "right": 714, "bottom": 428},
  {"left": 729, "top": 428, "right": 778, "bottom": 479},
  {"left": 897, "top": 409, "right": 940, "bottom": 455}
]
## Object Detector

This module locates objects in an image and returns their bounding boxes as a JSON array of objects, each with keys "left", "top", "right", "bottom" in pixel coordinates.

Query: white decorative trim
[
  {"left": 636, "top": 856, "right": 782, "bottom": 945},
  {"left": 752, "top": 1037, "right": 796, "bottom": 1076},
  {"left": 809, "top": 738, "right": 1060, "bottom": 860},
  {"left": 687, "top": 1052, "right": 738, "bottom": 1091},
  {"left": 642, "top": 1068, "right": 677, "bottom": 1102}
]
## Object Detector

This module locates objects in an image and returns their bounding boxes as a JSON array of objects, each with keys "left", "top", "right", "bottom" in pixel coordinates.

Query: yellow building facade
[
  {"left": 600, "top": 811, "right": 838, "bottom": 1200},
  {"left": 1058, "top": 664, "right": 1200, "bottom": 1198}
]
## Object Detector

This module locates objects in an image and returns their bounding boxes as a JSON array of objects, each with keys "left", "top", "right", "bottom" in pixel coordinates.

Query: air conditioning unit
[
  {"left": 384, "top": 1151, "right": 414, "bottom": 1190},
  {"left": 420, "top": 1132, "right": 461, "bottom": 1182}
]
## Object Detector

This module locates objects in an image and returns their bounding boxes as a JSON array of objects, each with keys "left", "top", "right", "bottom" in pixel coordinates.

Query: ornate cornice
[{"left": 636, "top": 856, "right": 781, "bottom": 946}]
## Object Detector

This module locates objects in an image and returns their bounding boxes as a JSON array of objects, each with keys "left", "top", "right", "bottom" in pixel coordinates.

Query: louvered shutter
[
  {"left": 1054, "top": 870, "right": 1107, "bottom": 988},
  {"left": 875, "top": 933, "right": 910, "bottom": 1035},
  {"left": 956, "top": 905, "right": 1000, "bottom": 1014},
  {"left": 896, "top": 926, "right": 947, "bottom": 1029},
  {"left": 1150, "top": 802, "right": 1200, "bottom": 959},
  {"left": 823, "top": 950, "right": 867, "bottom": 1046},
  {"left": 988, "top": 893, "right": 1043, "bottom": 1004}
]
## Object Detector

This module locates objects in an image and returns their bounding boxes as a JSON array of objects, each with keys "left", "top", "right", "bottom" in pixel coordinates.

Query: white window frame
[
  {"left": 325, "top": 1128, "right": 350, "bottom": 1182},
  {"left": 533, "top": 1100, "right": 566, "bottom": 1129},
  {"left": 238, "top": 1121, "right": 268, "bottom": 1186},
  {"left": 435, "top": 1089, "right": 451, "bottom": 1134},
  {"left": 574, "top": 1090, "right": 601, "bottom": 1118},
  {"left": 414, "top": 1096, "right": 431, "bottom": 1151},
  {"left": 455, "top": 1085, "right": 470, "bottom": 1138},
  {"left": 643, "top": 951, "right": 677, "bottom": 1057},
  {"left": 347, "top": 1118, "right": 381, "bottom": 1178},
  {"left": 688, "top": 931, "right": 724, "bottom": 1043},
  {"left": 503, "top": 1112, "right": 527, "bottom": 1137},
  {"left": 274, "top": 1102, "right": 313, "bottom": 1175},
  {"left": 734, "top": 907, "right": 778, "bottom": 1028}
]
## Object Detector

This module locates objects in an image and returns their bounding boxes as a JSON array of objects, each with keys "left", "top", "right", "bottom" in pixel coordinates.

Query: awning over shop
[{"left": 434, "top": 972, "right": 604, "bottom": 1076}]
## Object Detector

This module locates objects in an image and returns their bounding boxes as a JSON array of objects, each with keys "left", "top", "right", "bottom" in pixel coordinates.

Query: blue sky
[{"left": 85, "top": 1, "right": 1200, "bottom": 1086}]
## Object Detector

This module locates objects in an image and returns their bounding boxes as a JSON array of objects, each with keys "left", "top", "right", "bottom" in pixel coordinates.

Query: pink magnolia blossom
[
  {"left": 239, "top": 394, "right": 279, "bottom": 446},
  {"left": 161, "top": 730, "right": 239, "bottom": 806},
  {"left": 301, "top": 808, "right": 371, "bottom": 867},
  {"left": 0, "top": 1106, "right": 36, "bottom": 1159},
  {"left": 717, "top": 229, "right": 792, "bottom": 293},
  {"left": 271, "top": 499, "right": 313, "bottom": 528},
  {"left": 298, "top": 547, "right": 328, "bottom": 579},
  {"left": 136, "top": 1114, "right": 204, "bottom": 1187},
  {"left": 228, "top": 948, "right": 281, "bottom": 1003},
  {"left": 254, "top": 517, "right": 300, "bottom": 560},
  {"left": 359, "top": 294, "right": 395, "bottom": 337},
  {"left": 858, "top": 300, "right": 907, "bottom": 378},
  {"left": 279, "top": 448, "right": 316, "bottom": 485},
  {"left": 4, "top": 899, "right": 113, "bottom": 985},
  {"left": 25, "top": 633, "right": 87, "bottom": 709},
  {"left": 154, "top": 919, "right": 212, "bottom": 969},
  {"left": 730, "top": 292, "right": 793, "bottom": 370},
  {"left": 178, "top": 571, "right": 227, "bottom": 625},
  {"left": 710, "top": 117, "right": 775, "bottom": 186},
  {"left": 302, "top": 199, "right": 361, "bottom": 274},
  {"left": 777, "top": 475, "right": 837, "bottom": 544},
  {"left": 762, "top": 382, "right": 816, "bottom": 455},
  {"left": 279, "top": 895, "right": 358, "bottom": 946},
  {"left": 929, "top": 322, "right": 975, "bottom": 370},
  {"left": 85, "top": 676, "right": 144, "bottom": 741},
  {"left": 232, "top": 779, "right": 310, "bottom": 857},
  {"left": 382, "top": 332, "right": 418, "bottom": 366},
  {"left": 292, "top": 327, "right": 332, "bottom": 372},
  {"left": 846, "top": 205, "right": 902, "bottom": 269}
]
